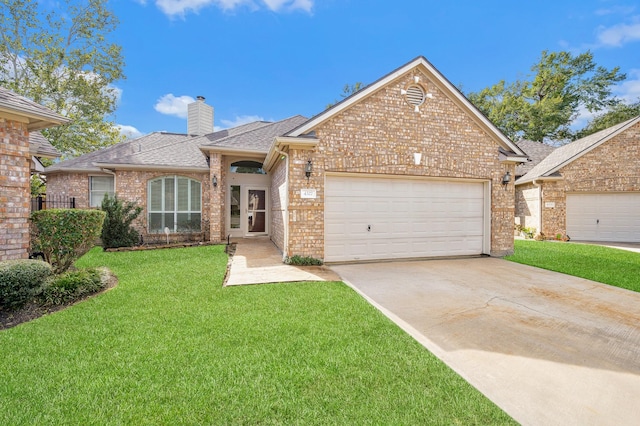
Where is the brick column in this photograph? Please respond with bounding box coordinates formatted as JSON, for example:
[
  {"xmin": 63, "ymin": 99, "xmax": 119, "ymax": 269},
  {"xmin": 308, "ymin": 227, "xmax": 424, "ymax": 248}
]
[
  {"xmin": 0, "ymin": 119, "xmax": 31, "ymax": 260},
  {"xmin": 209, "ymin": 153, "xmax": 223, "ymax": 243}
]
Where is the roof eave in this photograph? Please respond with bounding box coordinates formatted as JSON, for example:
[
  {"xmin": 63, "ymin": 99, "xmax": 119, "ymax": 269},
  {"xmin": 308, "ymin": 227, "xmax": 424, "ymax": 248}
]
[
  {"xmin": 0, "ymin": 106, "xmax": 70, "ymax": 131},
  {"xmin": 93, "ymin": 163, "xmax": 210, "ymax": 173},
  {"xmin": 264, "ymin": 136, "xmax": 319, "ymax": 171}
]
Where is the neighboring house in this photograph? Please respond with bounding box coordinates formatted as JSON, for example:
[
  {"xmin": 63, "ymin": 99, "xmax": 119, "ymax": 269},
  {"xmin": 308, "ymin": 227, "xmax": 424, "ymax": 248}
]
[
  {"xmin": 515, "ymin": 116, "xmax": 640, "ymax": 242},
  {"xmin": 46, "ymin": 56, "xmax": 528, "ymax": 261},
  {"xmin": 0, "ymin": 87, "xmax": 68, "ymax": 261}
]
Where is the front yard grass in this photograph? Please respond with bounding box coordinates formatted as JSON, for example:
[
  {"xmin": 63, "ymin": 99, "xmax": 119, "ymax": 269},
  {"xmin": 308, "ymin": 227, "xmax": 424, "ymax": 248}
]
[
  {"xmin": 0, "ymin": 245, "xmax": 513, "ymax": 425},
  {"xmin": 507, "ymin": 240, "xmax": 640, "ymax": 292}
]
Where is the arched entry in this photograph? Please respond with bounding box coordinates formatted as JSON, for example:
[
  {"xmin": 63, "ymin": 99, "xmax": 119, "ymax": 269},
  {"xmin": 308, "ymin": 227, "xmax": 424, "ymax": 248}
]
[{"xmin": 227, "ymin": 159, "xmax": 269, "ymax": 238}]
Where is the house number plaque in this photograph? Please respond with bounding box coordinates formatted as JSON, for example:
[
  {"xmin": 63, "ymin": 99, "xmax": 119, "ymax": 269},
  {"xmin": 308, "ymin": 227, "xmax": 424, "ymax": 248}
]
[{"xmin": 301, "ymin": 188, "xmax": 317, "ymax": 199}]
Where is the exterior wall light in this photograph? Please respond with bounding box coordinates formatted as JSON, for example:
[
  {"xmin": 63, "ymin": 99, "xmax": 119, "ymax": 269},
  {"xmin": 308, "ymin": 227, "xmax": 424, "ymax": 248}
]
[
  {"xmin": 305, "ymin": 160, "xmax": 313, "ymax": 180},
  {"xmin": 212, "ymin": 175, "xmax": 218, "ymax": 188},
  {"xmin": 502, "ymin": 171, "xmax": 511, "ymax": 185}
]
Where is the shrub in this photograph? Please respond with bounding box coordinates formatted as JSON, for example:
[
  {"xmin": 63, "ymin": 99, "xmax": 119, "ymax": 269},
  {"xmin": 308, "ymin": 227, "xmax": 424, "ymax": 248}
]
[
  {"xmin": 285, "ymin": 255, "xmax": 323, "ymax": 266},
  {"xmin": 100, "ymin": 194, "xmax": 143, "ymax": 249},
  {"xmin": 39, "ymin": 268, "xmax": 106, "ymax": 306},
  {"xmin": 31, "ymin": 209, "xmax": 106, "ymax": 274},
  {"xmin": 0, "ymin": 260, "xmax": 52, "ymax": 310}
]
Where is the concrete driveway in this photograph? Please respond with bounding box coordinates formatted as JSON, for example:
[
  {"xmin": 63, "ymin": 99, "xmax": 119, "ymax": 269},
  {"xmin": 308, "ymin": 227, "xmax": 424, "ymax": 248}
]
[{"xmin": 332, "ymin": 258, "xmax": 640, "ymax": 426}]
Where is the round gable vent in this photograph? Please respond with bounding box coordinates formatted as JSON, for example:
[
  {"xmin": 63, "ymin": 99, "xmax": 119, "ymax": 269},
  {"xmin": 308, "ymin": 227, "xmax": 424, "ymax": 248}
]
[{"xmin": 405, "ymin": 84, "xmax": 426, "ymax": 107}]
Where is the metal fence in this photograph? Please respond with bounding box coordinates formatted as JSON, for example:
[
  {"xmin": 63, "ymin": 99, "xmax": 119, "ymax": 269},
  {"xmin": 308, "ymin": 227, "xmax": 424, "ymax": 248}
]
[{"xmin": 31, "ymin": 194, "xmax": 76, "ymax": 212}]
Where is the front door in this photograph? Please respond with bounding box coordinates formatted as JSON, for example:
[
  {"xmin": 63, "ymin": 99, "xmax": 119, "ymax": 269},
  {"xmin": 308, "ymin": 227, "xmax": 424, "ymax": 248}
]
[
  {"xmin": 228, "ymin": 185, "xmax": 269, "ymax": 237},
  {"xmin": 246, "ymin": 187, "xmax": 267, "ymax": 236}
]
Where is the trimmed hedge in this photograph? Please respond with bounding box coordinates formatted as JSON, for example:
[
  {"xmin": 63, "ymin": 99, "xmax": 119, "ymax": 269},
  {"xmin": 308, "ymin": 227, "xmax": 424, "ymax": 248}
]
[
  {"xmin": 0, "ymin": 260, "xmax": 52, "ymax": 310},
  {"xmin": 31, "ymin": 209, "xmax": 106, "ymax": 274},
  {"xmin": 285, "ymin": 255, "xmax": 323, "ymax": 266},
  {"xmin": 39, "ymin": 268, "xmax": 106, "ymax": 306}
]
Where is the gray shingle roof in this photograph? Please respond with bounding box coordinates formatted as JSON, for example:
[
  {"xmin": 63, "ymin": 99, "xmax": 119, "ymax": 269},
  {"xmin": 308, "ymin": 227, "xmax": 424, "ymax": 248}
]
[
  {"xmin": 45, "ymin": 115, "xmax": 310, "ymax": 173},
  {"xmin": 201, "ymin": 115, "xmax": 308, "ymax": 152},
  {"xmin": 0, "ymin": 86, "xmax": 69, "ymax": 130},
  {"xmin": 516, "ymin": 116, "xmax": 640, "ymax": 184},
  {"xmin": 30, "ymin": 131, "xmax": 61, "ymax": 158},
  {"xmin": 515, "ymin": 140, "xmax": 556, "ymax": 177}
]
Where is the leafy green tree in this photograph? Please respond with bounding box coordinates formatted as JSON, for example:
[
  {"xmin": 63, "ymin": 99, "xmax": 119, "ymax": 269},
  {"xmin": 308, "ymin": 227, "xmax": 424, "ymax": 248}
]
[
  {"xmin": 326, "ymin": 82, "xmax": 365, "ymax": 109},
  {"xmin": 467, "ymin": 50, "xmax": 626, "ymax": 142},
  {"xmin": 574, "ymin": 100, "xmax": 640, "ymax": 139},
  {"xmin": 0, "ymin": 0, "xmax": 125, "ymax": 158}
]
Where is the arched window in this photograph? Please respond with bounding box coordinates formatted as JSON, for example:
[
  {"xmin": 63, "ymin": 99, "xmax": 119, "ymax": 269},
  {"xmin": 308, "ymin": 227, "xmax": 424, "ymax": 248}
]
[
  {"xmin": 230, "ymin": 160, "xmax": 266, "ymax": 174},
  {"xmin": 148, "ymin": 176, "xmax": 201, "ymax": 233}
]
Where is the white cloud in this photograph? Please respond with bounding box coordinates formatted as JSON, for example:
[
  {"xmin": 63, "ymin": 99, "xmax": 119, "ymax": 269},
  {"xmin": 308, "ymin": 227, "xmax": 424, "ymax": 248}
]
[
  {"xmin": 596, "ymin": 17, "xmax": 640, "ymax": 47},
  {"xmin": 154, "ymin": 94, "xmax": 195, "ymax": 118},
  {"xmin": 219, "ymin": 114, "xmax": 265, "ymax": 129},
  {"xmin": 613, "ymin": 68, "xmax": 640, "ymax": 102},
  {"xmin": 154, "ymin": 0, "xmax": 312, "ymax": 18},
  {"xmin": 116, "ymin": 124, "xmax": 144, "ymax": 139}
]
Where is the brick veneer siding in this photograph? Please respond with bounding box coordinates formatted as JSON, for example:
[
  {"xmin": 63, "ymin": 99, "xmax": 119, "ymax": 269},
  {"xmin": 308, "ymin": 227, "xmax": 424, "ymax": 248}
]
[
  {"xmin": 47, "ymin": 170, "xmax": 211, "ymax": 243},
  {"xmin": 0, "ymin": 118, "xmax": 31, "ymax": 260},
  {"xmin": 538, "ymin": 122, "xmax": 640, "ymax": 237},
  {"xmin": 285, "ymin": 70, "xmax": 516, "ymax": 260}
]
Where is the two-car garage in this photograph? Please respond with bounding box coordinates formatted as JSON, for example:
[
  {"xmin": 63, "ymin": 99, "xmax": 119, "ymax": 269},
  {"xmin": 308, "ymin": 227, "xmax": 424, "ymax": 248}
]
[{"xmin": 324, "ymin": 174, "xmax": 490, "ymax": 262}]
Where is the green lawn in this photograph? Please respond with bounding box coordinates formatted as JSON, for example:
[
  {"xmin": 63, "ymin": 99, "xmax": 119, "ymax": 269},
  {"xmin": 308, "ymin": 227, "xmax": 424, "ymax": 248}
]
[
  {"xmin": 507, "ymin": 240, "xmax": 640, "ymax": 292},
  {"xmin": 0, "ymin": 246, "xmax": 513, "ymax": 425}
]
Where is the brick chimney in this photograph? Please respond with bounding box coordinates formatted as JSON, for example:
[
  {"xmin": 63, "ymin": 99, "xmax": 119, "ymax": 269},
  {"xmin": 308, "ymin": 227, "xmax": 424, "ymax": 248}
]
[{"xmin": 187, "ymin": 96, "xmax": 214, "ymax": 135}]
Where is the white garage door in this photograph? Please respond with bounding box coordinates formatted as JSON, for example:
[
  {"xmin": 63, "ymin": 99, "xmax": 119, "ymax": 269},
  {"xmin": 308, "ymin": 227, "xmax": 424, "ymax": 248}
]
[
  {"xmin": 325, "ymin": 175, "xmax": 487, "ymax": 262},
  {"xmin": 566, "ymin": 193, "xmax": 640, "ymax": 242}
]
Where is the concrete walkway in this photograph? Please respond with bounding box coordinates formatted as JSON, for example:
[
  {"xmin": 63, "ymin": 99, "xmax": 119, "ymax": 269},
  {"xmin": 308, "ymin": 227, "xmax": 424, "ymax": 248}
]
[
  {"xmin": 225, "ymin": 237, "xmax": 340, "ymax": 286},
  {"xmin": 332, "ymin": 258, "xmax": 640, "ymax": 426}
]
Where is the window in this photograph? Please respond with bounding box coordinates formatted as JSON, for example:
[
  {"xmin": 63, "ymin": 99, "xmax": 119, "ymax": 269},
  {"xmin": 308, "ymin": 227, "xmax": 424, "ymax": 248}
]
[
  {"xmin": 90, "ymin": 176, "xmax": 114, "ymax": 207},
  {"xmin": 148, "ymin": 176, "xmax": 201, "ymax": 233}
]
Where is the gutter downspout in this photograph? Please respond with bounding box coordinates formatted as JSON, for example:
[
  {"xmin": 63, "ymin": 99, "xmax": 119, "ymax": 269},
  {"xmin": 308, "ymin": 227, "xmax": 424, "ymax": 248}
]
[
  {"xmin": 533, "ymin": 179, "xmax": 543, "ymax": 236},
  {"xmin": 275, "ymin": 148, "xmax": 289, "ymax": 262}
]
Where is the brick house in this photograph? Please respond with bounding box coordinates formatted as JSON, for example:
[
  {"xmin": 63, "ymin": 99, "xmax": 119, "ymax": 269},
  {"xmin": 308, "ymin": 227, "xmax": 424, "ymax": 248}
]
[
  {"xmin": 0, "ymin": 87, "xmax": 68, "ymax": 261},
  {"xmin": 46, "ymin": 56, "xmax": 527, "ymax": 261},
  {"xmin": 515, "ymin": 116, "xmax": 640, "ymax": 242}
]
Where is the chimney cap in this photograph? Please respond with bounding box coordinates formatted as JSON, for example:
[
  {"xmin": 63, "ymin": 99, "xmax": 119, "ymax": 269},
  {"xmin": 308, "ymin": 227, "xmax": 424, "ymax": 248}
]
[{"xmin": 196, "ymin": 95, "xmax": 205, "ymax": 102}]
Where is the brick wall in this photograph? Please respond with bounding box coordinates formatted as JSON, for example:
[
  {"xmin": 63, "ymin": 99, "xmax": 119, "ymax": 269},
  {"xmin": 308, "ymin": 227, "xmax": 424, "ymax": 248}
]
[
  {"xmin": 285, "ymin": 69, "xmax": 516, "ymax": 259},
  {"xmin": 0, "ymin": 118, "xmax": 31, "ymax": 260},
  {"xmin": 47, "ymin": 169, "xmax": 211, "ymax": 243},
  {"xmin": 540, "ymin": 122, "xmax": 640, "ymax": 237}
]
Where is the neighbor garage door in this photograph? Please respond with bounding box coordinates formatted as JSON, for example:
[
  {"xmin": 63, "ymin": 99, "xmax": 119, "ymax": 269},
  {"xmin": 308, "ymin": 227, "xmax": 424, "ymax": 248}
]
[
  {"xmin": 566, "ymin": 193, "xmax": 640, "ymax": 242},
  {"xmin": 325, "ymin": 175, "xmax": 487, "ymax": 262}
]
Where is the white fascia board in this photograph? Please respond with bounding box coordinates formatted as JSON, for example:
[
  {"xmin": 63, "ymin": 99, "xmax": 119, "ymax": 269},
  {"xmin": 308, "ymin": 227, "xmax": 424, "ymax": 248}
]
[
  {"xmin": 265, "ymin": 136, "xmax": 319, "ymax": 171},
  {"xmin": 499, "ymin": 152, "xmax": 529, "ymax": 163},
  {"xmin": 92, "ymin": 163, "xmax": 209, "ymax": 173}
]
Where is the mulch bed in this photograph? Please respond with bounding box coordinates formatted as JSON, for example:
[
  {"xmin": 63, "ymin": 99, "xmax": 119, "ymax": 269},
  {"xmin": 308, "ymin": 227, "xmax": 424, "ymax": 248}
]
[
  {"xmin": 105, "ymin": 241, "xmax": 219, "ymax": 252},
  {"xmin": 0, "ymin": 270, "xmax": 118, "ymax": 331}
]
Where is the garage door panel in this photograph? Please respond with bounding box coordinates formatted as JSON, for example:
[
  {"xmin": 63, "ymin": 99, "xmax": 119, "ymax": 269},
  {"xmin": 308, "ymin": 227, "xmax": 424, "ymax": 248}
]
[
  {"xmin": 325, "ymin": 176, "xmax": 486, "ymax": 262},
  {"xmin": 567, "ymin": 193, "xmax": 640, "ymax": 242}
]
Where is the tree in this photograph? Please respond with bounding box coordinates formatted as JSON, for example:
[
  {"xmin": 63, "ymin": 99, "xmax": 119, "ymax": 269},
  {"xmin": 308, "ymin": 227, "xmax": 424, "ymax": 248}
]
[
  {"xmin": 467, "ymin": 50, "xmax": 626, "ymax": 143},
  {"xmin": 326, "ymin": 82, "xmax": 365, "ymax": 109},
  {"xmin": 574, "ymin": 100, "xmax": 640, "ymax": 139},
  {"xmin": 0, "ymin": 0, "xmax": 125, "ymax": 158}
]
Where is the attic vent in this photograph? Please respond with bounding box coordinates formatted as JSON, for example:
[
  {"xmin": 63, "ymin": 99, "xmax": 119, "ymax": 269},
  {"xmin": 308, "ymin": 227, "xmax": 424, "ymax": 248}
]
[{"xmin": 405, "ymin": 85, "xmax": 426, "ymax": 107}]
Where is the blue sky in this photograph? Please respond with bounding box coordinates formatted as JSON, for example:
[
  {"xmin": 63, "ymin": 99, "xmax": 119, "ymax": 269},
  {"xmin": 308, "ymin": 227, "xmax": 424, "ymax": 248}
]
[{"xmin": 109, "ymin": 0, "xmax": 640, "ymax": 138}]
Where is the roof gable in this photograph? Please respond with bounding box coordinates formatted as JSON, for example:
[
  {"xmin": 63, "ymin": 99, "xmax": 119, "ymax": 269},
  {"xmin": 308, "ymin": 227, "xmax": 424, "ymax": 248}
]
[
  {"xmin": 515, "ymin": 140, "xmax": 557, "ymax": 177},
  {"xmin": 285, "ymin": 56, "xmax": 526, "ymax": 157},
  {"xmin": 516, "ymin": 116, "xmax": 640, "ymax": 184}
]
